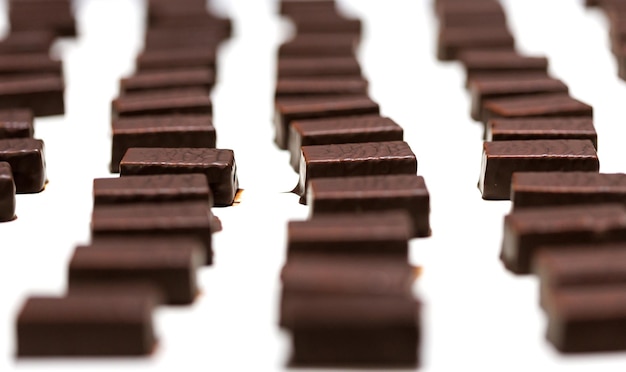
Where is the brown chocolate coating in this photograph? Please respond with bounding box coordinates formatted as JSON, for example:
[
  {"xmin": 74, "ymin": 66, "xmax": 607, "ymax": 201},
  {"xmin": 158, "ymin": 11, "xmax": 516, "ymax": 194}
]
[
  {"xmin": 136, "ymin": 48, "xmax": 216, "ymax": 72},
  {"xmin": 308, "ymin": 174, "xmax": 430, "ymax": 237},
  {"xmin": 275, "ymin": 77, "xmax": 368, "ymax": 99},
  {"xmin": 0, "ymin": 31, "xmax": 55, "ymax": 54},
  {"xmin": 277, "ymin": 57, "xmax": 362, "ymax": 78},
  {"xmin": 110, "ymin": 115, "xmax": 216, "ymax": 172},
  {"xmin": 0, "ymin": 75, "xmax": 64, "ymax": 116},
  {"xmin": 148, "ymin": 17, "xmax": 232, "ymax": 38},
  {"xmin": 0, "ymin": 53, "xmax": 61, "ymax": 77},
  {"xmin": 460, "ymin": 50, "xmax": 549, "ymax": 86},
  {"xmin": 467, "ymin": 71, "xmax": 552, "ymax": 88},
  {"xmin": 500, "ymin": 204, "xmax": 626, "ymax": 274},
  {"xmin": 486, "ymin": 118, "xmax": 597, "ymax": 147},
  {"xmin": 482, "ymin": 93, "xmax": 593, "ymax": 123},
  {"xmin": 0, "ymin": 109, "xmax": 34, "ymax": 139},
  {"xmin": 9, "ymin": 0, "xmax": 76, "ymax": 37},
  {"xmin": 478, "ymin": 139, "xmax": 599, "ymax": 200},
  {"xmin": 279, "ymin": 34, "xmax": 359, "ymax": 57},
  {"xmin": 112, "ymin": 90, "xmax": 212, "ymax": 118},
  {"xmin": 144, "ymin": 28, "xmax": 223, "ymax": 51},
  {"xmin": 0, "ymin": 138, "xmax": 46, "ymax": 193},
  {"xmin": 280, "ymin": 0, "xmax": 336, "ymax": 15},
  {"xmin": 119, "ymin": 147, "xmax": 238, "ymax": 206},
  {"xmin": 292, "ymin": 16, "xmax": 361, "ymax": 35},
  {"xmin": 0, "ymin": 162, "xmax": 16, "ymax": 222},
  {"xmin": 437, "ymin": 1, "xmax": 506, "ymax": 28},
  {"xmin": 436, "ymin": 26, "xmax": 515, "ymax": 61},
  {"xmin": 121, "ymin": 68, "xmax": 215, "ymax": 95}
]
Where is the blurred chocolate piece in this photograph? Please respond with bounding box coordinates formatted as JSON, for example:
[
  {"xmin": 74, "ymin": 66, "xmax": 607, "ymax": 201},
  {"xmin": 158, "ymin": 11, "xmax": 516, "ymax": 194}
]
[
  {"xmin": 460, "ymin": 51, "xmax": 548, "ymax": 86},
  {"xmin": 0, "ymin": 31, "xmax": 55, "ymax": 54},
  {"xmin": 482, "ymin": 93, "xmax": 593, "ymax": 123},
  {"xmin": 110, "ymin": 115, "xmax": 216, "ymax": 172},
  {"xmin": 275, "ymin": 77, "xmax": 368, "ymax": 99},
  {"xmin": 0, "ymin": 162, "xmax": 16, "ymax": 222},
  {"xmin": 9, "ymin": 0, "xmax": 76, "ymax": 37},
  {"xmin": 0, "ymin": 75, "xmax": 64, "ymax": 116},
  {"xmin": 112, "ymin": 90, "xmax": 212, "ymax": 118},
  {"xmin": 308, "ymin": 174, "xmax": 430, "ymax": 237},
  {"xmin": 0, "ymin": 109, "xmax": 34, "ymax": 139},
  {"xmin": 136, "ymin": 48, "xmax": 216, "ymax": 72},
  {"xmin": 277, "ymin": 57, "xmax": 362, "ymax": 78},
  {"xmin": 292, "ymin": 16, "xmax": 361, "ymax": 35},
  {"xmin": 486, "ymin": 118, "xmax": 597, "ymax": 147},
  {"xmin": 279, "ymin": 34, "xmax": 358, "ymax": 57},
  {"xmin": 437, "ymin": 1, "xmax": 507, "ymax": 28},
  {"xmin": 280, "ymin": 0, "xmax": 336, "ymax": 15},
  {"xmin": 437, "ymin": 27, "xmax": 515, "ymax": 61},
  {"xmin": 144, "ymin": 28, "xmax": 224, "ymax": 51},
  {"xmin": 500, "ymin": 204, "xmax": 626, "ymax": 274},
  {"xmin": 0, "ymin": 138, "xmax": 45, "ymax": 193},
  {"xmin": 479, "ymin": 139, "xmax": 599, "ymax": 200},
  {"xmin": 148, "ymin": 16, "xmax": 232, "ymax": 37},
  {"xmin": 119, "ymin": 147, "xmax": 238, "ymax": 206},
  {"xmin": 467, "ymin": 71, "xmax": 551, "ymax": 87},
  {"xmin": 0, "ymin": 53, "xmax": 61, "ymax": 77},
  {"xmin": 121, "ymin": 68, "xmax": 215, "ymax": 95}
]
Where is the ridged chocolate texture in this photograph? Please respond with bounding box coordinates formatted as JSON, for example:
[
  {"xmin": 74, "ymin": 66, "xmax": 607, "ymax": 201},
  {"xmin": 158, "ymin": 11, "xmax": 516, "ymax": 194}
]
[
  {"xmin": 0, "ymin": 162, "xmax": 16, "ymax": 222},
  {"xmin": 0, "ymin": 109, "xmax": 33, "ymax": 139},
  {"xmin": 112, "ymin": 90, "xmax": 212, "ymax": 118},
  {"xmin": 470, "ymin": 78, "xmax": 569, "ymax": 121},
  {"xmin": 478, "ymin": 139, "xmax": 599, "ymax": 200},
  {"xmin": 287, "ymin": 212, "xmax": 413, "ymax": 258},
  {"xmin": 0, "ymin": 138, "xmax": 46, "ymax": 193},
  {"xmin": 277, "ymin": 57, "xmax": 362, "ymax": 78},
  {"xmin": 460, "ymin": 51, "xmax": 549, "ymax": 86},
  {"xmin": 0, "ymin": 54, "xmax": 62, "ymax": 77},
  {"xmin": 144, "ymin": 28, "xmax": 224, "ymax": 51},
  {"xmin": 121, "ymin": 68, "xmax": 215, "ymax": 95},
  {"xmin": 298, "ymin": 141, "xmax": 417, "ymax": 202},
  {"xmin": 544, "ymin": 286, "xmax": 626, "ymax": 352},
  {"xmin": 9, "ymin": 0, "xmax": 76, "ymax": 37},
  {"xmin": 136, "ymin": 48, "xmax": 216, "ymax": 72},
  {"xmin": 93, "ymin": 174, "xmax": 212, "ymax": 206},
  {"xmin": 486, "ymin": 118, "xmax": 597, "ymax": 147},
  {"xmin": 0, "ymin": 76, "xmax": 64, "ymax": 116},
  {"xmin": 110, "ymin": 115, "xmax": 216, "ymax": 172},
  {"xmin": 69, "ymin": 244, "xmax": 205, "ymax": 305},
  {"xmin": 275, "ymin": 77, "xmax": 368, "ymax": 99},
  {"xmin": 91, "ymin": 201, "xmax": 215, "ymax": 265},
  {"xmin": 482, "ymin": 93, "xmax": 593, "ymax": 123},
  {"xmin": 279, "ymin": 34, "xmax": 359, "ymax": 57},
  {"xmin": 119, "ymin": 147, "xmax": 238, "ymax": 206},
  {"xmin": 500, "ymin": 204, "xmax": 626, "ymax": 274},
  {"xmin": 308, "ymin": 174, "xmax": 430, "ymax": 237},
  {"xmin": 289, "ymin": 115, "xmax": 403, "ymax": 171},
  {"xmin": 0, "ymin": 31, "xmax": 55, "ymax": 54},
  {"xmin": 17, "ymin": 294, "xmax": 157, "ymax": 356},
  {"xmin": 275, "ymin": 96, "xmax": 379, "ymax": 149},
  {"xmin": 511, "ymin": 172, "xmax": 626, "ymax": 209},
  {"xmin": 436, "ymin": 27, "xmax": 515, "ymax": 61}
]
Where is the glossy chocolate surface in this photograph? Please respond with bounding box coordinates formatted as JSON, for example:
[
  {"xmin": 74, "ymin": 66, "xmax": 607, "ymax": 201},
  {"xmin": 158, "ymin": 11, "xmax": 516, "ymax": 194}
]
[
  {"xmin": 482, "ymin": 93, "xmax": 592, "ymax": 123},
  {"xmin": 0, "ymin": 138, "xmax": 46, "ymax": 193},
  {"xmin": 486, "ymin": 118, "xmax": 597, "ymax": 147},
  {"xmin": 0, "ymin": 109, "xmax": 34, "ymax": 139},
  {"xmin": 112, "ymin": 90, "xmax": 212, "ymax": 118},
  {"xmin": 0, "ymin": 162, "xmax": 15, "ymax": 222}
]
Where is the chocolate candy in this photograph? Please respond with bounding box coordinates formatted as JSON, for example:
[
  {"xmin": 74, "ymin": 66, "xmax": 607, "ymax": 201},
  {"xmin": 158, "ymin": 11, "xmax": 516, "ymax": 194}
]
[
  {"xmin": 0, "ymin": 31, "xmax": 55, "ymax": 54},
  {"xmin": 112, "ymin": 90, "xmax": 212, "ymax": 118},
  {"xmin": 136, "ymin": 48, "xmax": 216, "ymax": 72},
  {"xmin": 16, "ymin": 293, "xmax": 157, "ymax": 356},
  {"xmin": 280, "ymin": 0, "xmax": 336, "ymax": 15},
  {"xmin": 298, "ymin": 141, "xmax": 417, "ymax": 201},
  {"xmin": 511, "ymin": 172, "xmax": 626, "ymax": 209},
  {"xmin": 0, "ymin": 162, "xmax": 16, "ymax": 222},
  {"xmin": 0, "ymin": 138, "xmax": 46, "ymax": 193},
  {"xmin": 292, "ymin": 16, "xmax": 362, "ymax": 36},
  {"xmin": 148, "ymin": 16, "xmax": 232, "ymax": 37},
  {"xmin": 119, "ymin": 147, "xmax": 238, "ymax": 206},
  {"xmin": 500, "ymin": 204, "xmax": 626, "ymax": 274},
  {"xmin": 9, "ymin": 0, "xmax": 76, "ymax": 37},
  {"xmin": 0, "ymin": 75, "xmax": 64, "ymax": 116},
  {"xmin": 478, "ymin": 139, "xmax": 599, "ymax": 200},
  {"xmin": 0, "ymin": 109, "xmax": 34, "ymax": 139},
  {"xmin": 437, "ymin": 1, "xmax": 507, "ymax": 28},
  {"xmin": 69, "ymin": 243, "xmax": 205, "ymax": 305},
  {"xmin": 279, "ymin": 34, "xmax": 358, "ymax": 57},
  {"xmin": 120, "ymin": 68, "xmax": 215, "ymax": 95},
  {"xmin": 110, "ymin": 115, "xmax": 216, "ymax": 172},
  {"xmin": 470, "ymin": 78, "xmax": 569, "ymax": 121},
  {"xmin": 308, "ymin": 175, "xmax": 430, "ymax": 237},
  {"xmin": 274, "ymin": 96, "xmax": 379, "ymax": 149},
  {"xmin": 485, "ymin": 118, "xmax": 597, "ymax": 147},
  {"xmin": 287, "ymin": 212, "xmax": 413, "ymax": 259},
  {"xmin": 91, "ymin": 201, "xmax": 215, "ymax": 264},
  {"xmin": 467, "ymin": 71, "xmax": 551, "ymax": 87},
  {"xmin": 436, "ymin": 27, "xmax": 515, "ymax": 61},
  {"xmin": 0, "ymin": 53, "xmax": 62, "ymax": 77},
  {"xmin": 288, "ymin": 115, "xmax": 403, "ymax": 171},
  {"xmin": 275, "ymin": 77, "xmax": 369, "ymax": 99},
  {"xmin": 93, "ymin": 174, "xmax": 212, "ymax": 206},
  {"xmin": 144, "ymin": 28, "xmax": 223, "ymax": 51},
  {"xmin": 482, "ymin": 93, "xmax": 593, "ymax": 123},
  {"xmin": 277, "ymin": 57, "xmax": 362, "ymax": 78},
  {"xmin": 460, "ymin": 51, "xmax": 549, "ymax": 86}
]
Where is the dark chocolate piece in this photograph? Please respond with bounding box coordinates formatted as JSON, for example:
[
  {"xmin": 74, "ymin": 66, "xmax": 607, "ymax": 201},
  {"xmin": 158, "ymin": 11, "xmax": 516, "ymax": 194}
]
[
  {"xmin": 292, "ymin": 16, "xmax": 361, "ymax": 35},
  {"xmin": 478, "ymin": 139, "xmax": 599, "ymax": 200},
  {"xmin": 148, "ymin": 16, "xmax": 232, "ymax": 37},
  {"xmin": 437, "ymin": 27, "xmax": 515, "ymax": 61},
  {"xmin": 482, "ymin": 93, "xmax": 593, "ymax": 123},
  {"xmin": 289, "ymin": 115, "xmax": 403, "ymax": 171},
  {"xmin": 275, "ymin": 77, "xmax": 368, "ymax": 99},
  {"xmin": 110, "ymin": 115, "xmax": 216, "ymax": 172},
  {"xmin": 500, "ymin": 204, "xmax": 626, "ymax": 274},
  {"xmin": 511, "ymin": 172, "xmax": 626, "ymax": 209},
  {"xmin": 460, "ymin": 51, "xmax": 549, "ymax": 87},
  {"xmin": 69, "ymin": 243, "xmax": 204, "ymax": 305},
  {"xmin": 486, "ymin": 118, "xmax": 597, "ymax": 147},
  {"xmin": 287, "ymin": 212, "xmax": 413, "ymax": 258},
  {"xmin": 274, "ymin": 96, "xmax": 379, "ymax": 149},
  {"xmin": 0, "ymin": 31, "xmax": 55, "ymax": 54},
  {"xmin": 16, "ymin": 293, "xmax": 157, "ymax": 356},
  {"xmin": 144, "ymin": 28, "xmax": 223, "ymax": 51},
  {"xmin": 467, "ymin": 71, "xmax": 552, "ymax": 87},
  {"xmin": 0, "ymin": 53, "xmax": 62, "ymax": 77},
  {"xmin": 277, "ymin": 57, "xmax": 362, "ymax": 78},
  {"xmin": 470, "ymin": 78, "xmax": 569, "ymax": 121},
  {"xmin": 279, "ymin": 34, "xmax": 358, "ymax": 57},
  {"xmin": 0, "ymin": 138, "xmax": 46, "ymax": 193},
  {"xmin": 280, "ymin": 0, "xmax": 336, "ymax": 15},
  {"xmin": 119, "ymin": 147, "xmax": 238, "ymax": 206},
  {"xmin": 0, "ymin": 162, "xmax": 16, "ymax": 222},
  {"xmin": 91, "ymin": 201, "xmax": 215, "ymax": 265},
  {"xmin": 93, "ymin": 174, "xmax": 212, "ymax": 206},
  {"xmin": 308, "ymin": 175, "xmax": 430, "ymax": 237},
  {"xmin": 437, "ymin": 1, "xmax": 506, "ymax": 28},
  {"xmin": 0, "ymin": 75, "xmax": 64, "ymax": 116},
  {"xmin": 136, "ymin": 48, "xmax": 216, "ymax": 72},
  {"xmin": 298, "ymin": 141, "xmax": 417, "ymax": 201},
  {"xmin": 0, "ymin": 109, "xmax": 34, "ymax": 139},
  {"xmin": 121, "ymin": 68, "xmax": 215, "ymax": 95},
  {"xmin": 112, "ymin": 90, "xmax": 212, "ymax": 118},
  {"xmin": 9, "ymin": 0, "xmax": 76, "ymax": 37}
]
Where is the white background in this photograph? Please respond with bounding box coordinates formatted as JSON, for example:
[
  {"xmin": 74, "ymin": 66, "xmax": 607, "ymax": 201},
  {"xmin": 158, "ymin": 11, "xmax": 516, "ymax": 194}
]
[{"xmin": 2, "ymin": 0, "xmax": 626, "ymax": 371}]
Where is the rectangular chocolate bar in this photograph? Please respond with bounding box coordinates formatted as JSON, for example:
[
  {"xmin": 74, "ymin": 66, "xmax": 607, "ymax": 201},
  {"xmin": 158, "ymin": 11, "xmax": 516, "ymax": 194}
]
[
  {"xmin": 93, "ymin": 174, "xmax": 212, "ymax": 206},
  {"xmin": 0, "ymin": 31, "xmax": 55, "ymax": 54},
  {"xmin": 277, "ymin": 57, "xmax": 362, "ymax": 78},
  {"xmin": 436, "ymin": 27, "xmax": 515, "ymax": 61},
  {"xmin": 274, "ymin": 96, "xmax": 379, "ymax": 149},
  {"xmin": 91, "ymin": 201, "xmax": 215, "ymax": 264},
  {"xmin": 287, "ymin": 212, "xmax": 413, "ymax": 258},
  {"xmin": 467, "ymin": 71, "xmax": 552, "ymax": 87},
  {"xmin": 500, "ymin": 204, "xmax": 626, "ymax": 274},
  {"xmin": 112, "ymin": 90, "xmax": 212, "ymax": 118},
  {"xmin": 144, "ymin": 28, "xmax": 224, "ymax": 51},
  {"xmin": 280, "ymin": 0, "xmax": 336, "ymax": 15},
  {"xmin": 288, "ymin": 115, "xmax": 403, "ymax": 170},
  {"xmin": 0, "ymin": 109, "xmax": 34, "ymax": 139},
  {"xmin": 275, "ymin": 77, "xmax": 368, "ymax": 99},
  {"xmin": 68, "ymin": 243, "xmax": 205, "ymax": 305},
  {"xmin": 511, "ymin": 172, "xmax": 626, "ymax": 209},
  {"xmin": 0, "ymin": 75, "xmax": 64, "ymax": 116},
  {"xmin": 460, "ymin": 50, "xmax": 549, "ymax": 86},
  {"xmin": 298, "ymin": 141, "xmax": 417, "ymax": 201},
  {"xmin": 308, "ymin": 174, "xmax": 430, "ymax": 237},
  {"xmin": 9, "ymin": 0, "xmax": 76, "ymax": 37},
  {"xmin": 292, "ymin": 16, "xmax": 361, "ymax": 35},
  {"xmin": 0, "ymin": 162, "xmax": 16, "ymax": 222},
  {"xmin": 136, "ymin": 48, "xmax": 216, "ymax": 72},
  {"xmin": 120, "ymin": 68, "xmax": 215, "ymax": 95},
  {"xmin": 478, "ymin": 139, "xmax": 599, "ymax": 200},
  {"xmin": 119, "ymin": 147, "xmax": 238, "ymax": 206},
  {"xmin": 148, "ymin": 16, "xmax": 232, "ymax": 38},
  {"xmin": 485, "ymin": 118, "xmax": 597, "ymax": 147},
  {"xmin": 482, "ymin": 93, "xmax": 593, "ymax": 123},
  {"xmin": 0, "ymin": 138, "xmax": 46, "ymax": 193},
  {"xmin": 279, "ymin": 34, "xmax": 358, "ymax": 57},
  {"xmin": 437, "ymin": 1, "xmax": 506, "ymax": 28},
  {"xmin": 0, "ymin": 53, "xmax": 62, "ymax": 77},
  {"xmin": 16, "ymin": 293, "xmax": 157, "ymax": 356},
  {"xmin": 110, "ymin": 115, "xmax": 216, "ymax": 172}
]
